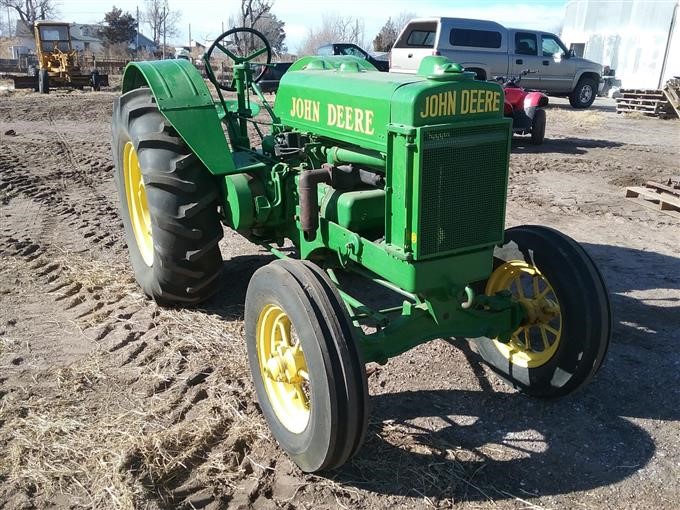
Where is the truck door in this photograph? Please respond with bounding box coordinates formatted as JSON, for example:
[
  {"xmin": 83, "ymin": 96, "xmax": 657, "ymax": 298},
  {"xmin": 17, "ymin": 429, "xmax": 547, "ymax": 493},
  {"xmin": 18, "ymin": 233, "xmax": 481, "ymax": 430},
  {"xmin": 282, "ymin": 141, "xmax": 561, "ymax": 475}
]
[
  {"xmin": 510, "ymin": 31, "xmax": 542, "ymax": 89},
  {"xmin": 390, "ymin": 21, "xmax": 438, "ymax": 73},
  {"xmin": 539, "ymin": 34, "xmax": 575, "ymax": 93}
]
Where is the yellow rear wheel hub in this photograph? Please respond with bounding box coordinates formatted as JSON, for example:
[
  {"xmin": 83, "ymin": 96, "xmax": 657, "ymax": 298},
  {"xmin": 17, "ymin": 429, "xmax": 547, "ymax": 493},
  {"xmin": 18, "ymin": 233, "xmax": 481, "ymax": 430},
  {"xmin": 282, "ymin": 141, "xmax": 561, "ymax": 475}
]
[
  {"xmin": 123, "ymin": 142, "xmax": 153, "ymax": 266},
  {"xmin": 486, "ymin": 260, "xmax": 562, "ymax": 368},
  {"xmin": 256, "ymin": 304, "xmax": 310, "ymax": 433}
]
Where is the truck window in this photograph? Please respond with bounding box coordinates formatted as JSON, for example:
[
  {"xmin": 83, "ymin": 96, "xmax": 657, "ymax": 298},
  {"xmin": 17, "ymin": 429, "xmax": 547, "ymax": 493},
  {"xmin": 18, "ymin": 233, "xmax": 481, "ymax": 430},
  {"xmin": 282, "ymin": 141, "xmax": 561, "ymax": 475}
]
[
  {"xmin": 541, "ymin": 35, "xmax": 566, "ymax": 57},
  {"xmin": 514, "ymin": 32, "xmax": 537, "ymax": 56},
  {"xmin": 406, "ymin": 30, "xmax": 436, "ymax": 47},
  {"xmin": 449, "ymin": 28, "xmax": 501, "ymax": 49},
  {"xmin": 340, "ymin": 46, "xmax": 366, "ymax": 58},
  {"xmin": 317, "ymin": 45, "xmax": 333, "ymax": 56}
]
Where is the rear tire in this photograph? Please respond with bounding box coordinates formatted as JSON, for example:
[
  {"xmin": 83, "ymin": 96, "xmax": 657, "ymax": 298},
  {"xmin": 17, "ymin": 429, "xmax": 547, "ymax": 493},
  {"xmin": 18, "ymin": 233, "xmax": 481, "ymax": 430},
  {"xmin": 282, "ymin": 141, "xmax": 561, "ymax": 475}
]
[
  {"xmin": 530, "ymin": 108, "xmax": 546, "ymax": 145},
  {"xmin": 38, "ymin": 69, "xmax": 49, "ymax": 94},
  {"xmin": 91, "ymin": 70, "xmax": 101, "ymax": 91},
  {"xmin": 112, "ymin": 88, "xmax": 223, "ymax": 305},
  {"xmin": 569, "ymin": 77, "xmax": 597, "ymax": 108},
  {"xmin": 245, "ymin": 259, "xmax": 368, "ymax": 472},
  {"xmin": 475, "ymin": 225, "xmax": 611, "ymax": 397}
]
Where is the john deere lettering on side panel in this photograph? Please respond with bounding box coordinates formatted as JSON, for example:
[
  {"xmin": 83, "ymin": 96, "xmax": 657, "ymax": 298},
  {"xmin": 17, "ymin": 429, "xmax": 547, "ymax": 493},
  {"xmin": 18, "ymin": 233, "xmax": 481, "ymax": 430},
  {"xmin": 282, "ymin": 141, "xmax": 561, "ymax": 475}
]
[{"xmin": 112, "ymin": 27, "xmax": 611, "ymax": 473}]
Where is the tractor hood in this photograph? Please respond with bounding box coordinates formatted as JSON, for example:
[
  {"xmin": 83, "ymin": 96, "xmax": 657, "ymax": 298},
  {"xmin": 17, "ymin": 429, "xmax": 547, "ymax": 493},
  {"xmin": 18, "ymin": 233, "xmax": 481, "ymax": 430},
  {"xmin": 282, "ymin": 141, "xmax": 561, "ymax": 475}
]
[{"xmin": 274, "ymin": 56, "xmax": 505, "ymax": 152}]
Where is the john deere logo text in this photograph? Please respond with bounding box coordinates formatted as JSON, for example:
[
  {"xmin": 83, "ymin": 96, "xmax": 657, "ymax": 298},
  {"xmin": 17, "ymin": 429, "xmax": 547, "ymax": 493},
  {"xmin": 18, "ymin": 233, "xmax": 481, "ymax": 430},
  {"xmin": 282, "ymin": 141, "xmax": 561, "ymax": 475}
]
[
  {"xmin": 289, "ymin": 97, "xmax": 375, "ymax": 135},
  {"xmin": 419, "ymin": 90, "xmax": 501, "ymax": 119}
]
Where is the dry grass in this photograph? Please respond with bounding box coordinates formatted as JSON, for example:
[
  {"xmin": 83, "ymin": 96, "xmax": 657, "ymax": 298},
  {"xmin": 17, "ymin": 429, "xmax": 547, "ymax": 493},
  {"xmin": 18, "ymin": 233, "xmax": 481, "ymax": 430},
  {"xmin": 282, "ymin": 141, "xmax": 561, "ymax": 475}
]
[
  {"xmin": 0, "ymin": 253, "xmax": 268, "ymax": 508},
  {"xmin": 1, "ymin": 353, "xmax": 265, "ymax": 508}
]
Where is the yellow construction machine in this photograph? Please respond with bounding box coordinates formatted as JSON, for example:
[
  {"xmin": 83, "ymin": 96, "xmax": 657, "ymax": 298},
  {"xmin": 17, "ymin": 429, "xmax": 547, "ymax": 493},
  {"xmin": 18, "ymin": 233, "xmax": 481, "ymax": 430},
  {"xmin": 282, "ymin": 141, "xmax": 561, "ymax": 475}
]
[{"xmin": 12, "ymin": 21, "xmax": 108, "ymax": 93}]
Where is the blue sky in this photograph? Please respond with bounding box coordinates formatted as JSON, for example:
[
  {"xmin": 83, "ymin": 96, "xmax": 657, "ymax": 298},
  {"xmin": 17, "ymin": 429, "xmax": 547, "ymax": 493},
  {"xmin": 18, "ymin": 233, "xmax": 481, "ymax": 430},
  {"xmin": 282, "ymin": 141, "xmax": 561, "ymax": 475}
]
[{"xmin": 53, "ymin": 0, "xmax": 568, "ymax": 52}]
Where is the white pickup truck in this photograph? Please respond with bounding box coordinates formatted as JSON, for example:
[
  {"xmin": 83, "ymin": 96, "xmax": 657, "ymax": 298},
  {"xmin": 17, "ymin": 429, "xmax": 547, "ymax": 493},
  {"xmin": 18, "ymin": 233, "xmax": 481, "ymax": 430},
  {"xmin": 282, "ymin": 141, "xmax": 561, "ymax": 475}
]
[{"xmin": 390, "ymin": 17, "xmax": 603, "ymax": 108}]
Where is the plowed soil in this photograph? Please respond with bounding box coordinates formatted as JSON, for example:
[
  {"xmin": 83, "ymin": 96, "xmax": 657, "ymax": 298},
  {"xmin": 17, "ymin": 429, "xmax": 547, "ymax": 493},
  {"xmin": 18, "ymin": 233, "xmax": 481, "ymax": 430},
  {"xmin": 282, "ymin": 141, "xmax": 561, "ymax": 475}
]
[{"xmin": 0, "ymin": 88, "xmax": 679, "ymax": 510}]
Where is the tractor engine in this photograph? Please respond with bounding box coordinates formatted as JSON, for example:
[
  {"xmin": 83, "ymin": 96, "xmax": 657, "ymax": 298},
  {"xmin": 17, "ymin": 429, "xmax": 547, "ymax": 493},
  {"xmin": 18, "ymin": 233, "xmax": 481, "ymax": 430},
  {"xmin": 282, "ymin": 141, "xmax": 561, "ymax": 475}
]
[{"xmin": 269, "ymin": 56, "xmax": 510, "ymax": 274}]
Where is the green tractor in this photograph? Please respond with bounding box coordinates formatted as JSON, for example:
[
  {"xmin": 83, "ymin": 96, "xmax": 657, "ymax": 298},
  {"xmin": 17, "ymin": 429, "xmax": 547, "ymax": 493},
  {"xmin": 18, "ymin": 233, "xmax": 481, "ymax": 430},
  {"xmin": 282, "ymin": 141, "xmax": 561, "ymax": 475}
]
[{"xmin": 112, "ymin": 28, "xmax": 610, "ymax": 472}]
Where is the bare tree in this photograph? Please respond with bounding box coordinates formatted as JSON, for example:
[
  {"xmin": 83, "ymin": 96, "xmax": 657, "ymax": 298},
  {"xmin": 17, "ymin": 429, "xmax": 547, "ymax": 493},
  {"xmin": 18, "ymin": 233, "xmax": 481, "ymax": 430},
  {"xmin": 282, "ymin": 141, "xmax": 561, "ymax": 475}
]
[
  {"xmin": 394, "ymin": 12, "xmax": 416, "ymax": 34},
  {"xmin": 0, "ymin": 15, "xmax": 11, "ymax": 36},
  {"xmin": 0, "ymin": 0, "xmax": 58, "ymax": 23},
  {"xmin": 297, "ymin": 14, "xmax": 365, "ymax": 56},
  {"xmin": 238, "ymin": 0, "xmax": 272, "ymax": 29},
  {"xmin": 142, "ymin": 0, "xmax": 181, "ymax": 45},
  {"xmin": 228, "ymin": 0, "xmax": 287, "ymax": 56}
]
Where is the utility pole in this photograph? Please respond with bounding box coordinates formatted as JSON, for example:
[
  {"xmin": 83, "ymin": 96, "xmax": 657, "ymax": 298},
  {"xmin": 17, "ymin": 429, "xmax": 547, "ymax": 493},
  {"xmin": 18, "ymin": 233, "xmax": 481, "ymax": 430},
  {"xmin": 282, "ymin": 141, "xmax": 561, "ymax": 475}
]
[
  {"xmin": 162, "ymin": 5, "xmax": 166, "ymax": 59},
  {"xmin": 6, "ymin": 6, "xmax": 10, "ymax": 38},
  {"xmin": 136, "ymin": 6, "xmax": 139, "ymax": 58},
  {"xmin": 188, "ymin": 23, "xmax": 191, "ymax": 48},
  {"xmin": 221, "ymin": 21, "xmax": 224, "ymax": 35}
]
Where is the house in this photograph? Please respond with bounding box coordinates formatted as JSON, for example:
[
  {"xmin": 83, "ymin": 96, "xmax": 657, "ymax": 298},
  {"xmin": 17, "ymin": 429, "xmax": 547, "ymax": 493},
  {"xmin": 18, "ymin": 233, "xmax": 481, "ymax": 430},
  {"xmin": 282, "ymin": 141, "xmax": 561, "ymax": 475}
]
[
  {"xmin": 174, "ymin": 40, "xmax": 206, "ymax": 58},
  {"xmin": 131, "ymin": 32, "xmax": 157, "ymax": 53},
  {"xmin": 561, "ymin": 0, "xmax": 680, "ymax": 89}
]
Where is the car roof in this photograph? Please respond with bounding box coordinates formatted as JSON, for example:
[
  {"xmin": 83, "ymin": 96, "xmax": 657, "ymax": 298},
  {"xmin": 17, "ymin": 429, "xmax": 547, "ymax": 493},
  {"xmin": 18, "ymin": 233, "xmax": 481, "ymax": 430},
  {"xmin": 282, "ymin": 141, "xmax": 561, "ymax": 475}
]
[{"xmin": 406, "ymin": 17, "xmax": 506, "ymax": 31}]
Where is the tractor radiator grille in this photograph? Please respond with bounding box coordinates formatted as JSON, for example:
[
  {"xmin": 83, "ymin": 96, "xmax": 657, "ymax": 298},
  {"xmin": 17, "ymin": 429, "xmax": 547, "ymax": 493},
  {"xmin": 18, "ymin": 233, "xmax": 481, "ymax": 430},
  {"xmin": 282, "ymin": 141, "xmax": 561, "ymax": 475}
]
[{"xmin": 417, "ymin": 122, "xmax": 509, "ymax": 258}]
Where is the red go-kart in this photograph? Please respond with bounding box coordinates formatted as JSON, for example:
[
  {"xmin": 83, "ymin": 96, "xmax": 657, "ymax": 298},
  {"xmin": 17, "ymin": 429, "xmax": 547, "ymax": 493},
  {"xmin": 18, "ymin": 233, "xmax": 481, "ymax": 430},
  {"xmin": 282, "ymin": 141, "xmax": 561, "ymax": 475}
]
[{"xmin": 495, "ymin": 70, "xmax": 548, "ymax": 145}]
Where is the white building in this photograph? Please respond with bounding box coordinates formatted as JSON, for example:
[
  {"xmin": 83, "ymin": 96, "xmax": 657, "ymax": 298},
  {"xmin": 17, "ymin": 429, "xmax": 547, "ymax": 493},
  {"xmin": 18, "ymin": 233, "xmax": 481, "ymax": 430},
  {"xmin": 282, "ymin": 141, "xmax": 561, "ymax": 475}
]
[{"xmin": 561, "ymin": 0, "xmax": 680, "ymax": 89}]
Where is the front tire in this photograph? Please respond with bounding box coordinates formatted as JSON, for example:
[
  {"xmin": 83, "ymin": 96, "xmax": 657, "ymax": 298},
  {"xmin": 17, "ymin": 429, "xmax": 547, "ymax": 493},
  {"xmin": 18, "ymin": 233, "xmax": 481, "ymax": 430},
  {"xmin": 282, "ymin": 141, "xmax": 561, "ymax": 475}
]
[
  {"xmin": 245, "ymin": 259, "xmax": 368, "ymax": 472},
  {"xmin": 569, "ymin": 77, "xmax": 597, "ymax": 108},
  {"xmin": 112, "ymin": 88, "xmax": 223, "ymax": 305},
  {"xmin": 475, "ymin": 225, "xmax": 611, "ymax": 397}
]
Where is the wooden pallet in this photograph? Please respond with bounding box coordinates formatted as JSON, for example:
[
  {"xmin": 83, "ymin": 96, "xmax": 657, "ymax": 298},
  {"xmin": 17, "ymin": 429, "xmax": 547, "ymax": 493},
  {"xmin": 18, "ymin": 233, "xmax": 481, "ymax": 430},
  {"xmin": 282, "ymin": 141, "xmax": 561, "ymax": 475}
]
[
  {"xmin": 616, "ymin": 88, "xmax": 676, "ymax": 118},
  {"xmin": 663, "ymin": 78, "xmax": 680, "ymax": 118},
  {"xmin": 626, "ymin": 183, "xmax": 680, "ymax": 219},
  {"xmin": 646, "ymin": 180, "xmax": 680, "ymax": 198}
]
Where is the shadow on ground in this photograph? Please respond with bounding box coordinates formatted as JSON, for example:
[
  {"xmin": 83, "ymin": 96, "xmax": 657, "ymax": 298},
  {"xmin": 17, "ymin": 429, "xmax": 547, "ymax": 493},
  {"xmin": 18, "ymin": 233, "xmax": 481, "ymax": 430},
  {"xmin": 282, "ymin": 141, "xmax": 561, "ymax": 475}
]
[
  {"xmin": 546, "ymin": 99, "xmax": 617, "ymax": 113},
  {"xmin": 512, "ymin": 136, "xmax": 624, "ymax": 155},
  {"xmin": 196, "ymin": 252, "xmax": 277, "ymax": 320},
  {"xmin": 331, "ymin": 243, "xmax": 680, "ymax": 502}
]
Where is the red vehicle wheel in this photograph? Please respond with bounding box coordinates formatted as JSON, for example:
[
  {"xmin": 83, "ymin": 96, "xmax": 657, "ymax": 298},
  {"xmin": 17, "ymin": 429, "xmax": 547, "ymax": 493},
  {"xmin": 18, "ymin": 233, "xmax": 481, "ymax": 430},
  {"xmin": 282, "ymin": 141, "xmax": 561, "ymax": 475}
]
[{"xmin": 530, "ymin": 108, "xmax": 546, "ymax": 145}]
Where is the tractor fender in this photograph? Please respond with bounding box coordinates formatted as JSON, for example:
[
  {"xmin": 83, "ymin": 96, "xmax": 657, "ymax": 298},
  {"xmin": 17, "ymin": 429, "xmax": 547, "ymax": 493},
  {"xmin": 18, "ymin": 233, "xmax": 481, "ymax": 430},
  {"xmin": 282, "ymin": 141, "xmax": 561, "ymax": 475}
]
[
  {"xmin": 122, "ymin": 59, "xmax": 235, "ymax": 176},
  {"xmin": 523, "ymin": 91, "xmax": 549, "ymax": 110}
]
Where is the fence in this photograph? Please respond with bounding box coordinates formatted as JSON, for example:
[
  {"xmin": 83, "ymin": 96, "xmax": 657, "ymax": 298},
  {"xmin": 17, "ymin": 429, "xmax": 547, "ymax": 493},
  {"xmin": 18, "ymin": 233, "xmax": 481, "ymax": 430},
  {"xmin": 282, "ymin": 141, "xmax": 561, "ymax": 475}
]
[
  {"xmin": 82, "ymin": 56, "xmax": 130, "ymax": 75},
  {"xmin": 0, "ymin": 55, "xmax": 37, "ymax": 73}
]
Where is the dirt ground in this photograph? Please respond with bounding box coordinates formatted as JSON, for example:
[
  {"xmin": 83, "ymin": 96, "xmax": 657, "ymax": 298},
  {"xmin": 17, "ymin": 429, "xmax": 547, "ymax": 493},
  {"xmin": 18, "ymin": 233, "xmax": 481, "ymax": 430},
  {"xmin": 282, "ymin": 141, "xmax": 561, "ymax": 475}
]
[{"xmin": 0, "ymin": 85, "xmax": 679, "ymax": 510}]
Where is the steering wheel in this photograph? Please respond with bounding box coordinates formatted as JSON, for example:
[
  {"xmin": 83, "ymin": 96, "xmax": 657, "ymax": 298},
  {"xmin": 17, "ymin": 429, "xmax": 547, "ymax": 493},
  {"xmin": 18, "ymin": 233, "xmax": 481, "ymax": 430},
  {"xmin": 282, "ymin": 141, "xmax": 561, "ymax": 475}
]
[{"xmin": 204, "ymin": 27, "xmax": 272, "ymax": 92}]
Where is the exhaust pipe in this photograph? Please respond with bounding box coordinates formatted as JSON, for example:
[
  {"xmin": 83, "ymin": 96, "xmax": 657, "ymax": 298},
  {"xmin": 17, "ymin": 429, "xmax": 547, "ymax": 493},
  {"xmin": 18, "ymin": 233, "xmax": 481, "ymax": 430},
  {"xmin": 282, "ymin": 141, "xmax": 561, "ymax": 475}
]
[{"xmin": 299, "ymin": 165, "xmax": 332, "ymax": 241}]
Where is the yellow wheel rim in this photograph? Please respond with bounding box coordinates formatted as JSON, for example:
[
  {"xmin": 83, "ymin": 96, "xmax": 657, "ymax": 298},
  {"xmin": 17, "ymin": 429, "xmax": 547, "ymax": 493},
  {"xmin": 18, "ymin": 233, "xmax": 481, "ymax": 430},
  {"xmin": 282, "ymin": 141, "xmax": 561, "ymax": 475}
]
[
  {"xmin": 486, "ymin": 260, "xmax": 562, "ymax": 368},
  {"xmin": 123, "ymin": 142, "xmax": 153, "ymax": 266},
  {"xmin": 256, "ymin": 304, "xmax": 311, "ymax": 433}
]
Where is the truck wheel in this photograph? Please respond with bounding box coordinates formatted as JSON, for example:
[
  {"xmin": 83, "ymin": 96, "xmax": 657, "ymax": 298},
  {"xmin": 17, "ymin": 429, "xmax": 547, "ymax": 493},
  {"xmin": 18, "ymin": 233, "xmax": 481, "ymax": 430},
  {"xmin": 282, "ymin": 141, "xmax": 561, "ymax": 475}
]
[
  {"xmin": 475, "ymin": 225, "xmax": 610, "ymax": 397},
  {"xmin": 245, "ymin": 259, "xmax": 368, "ymax": 472},
  {"xmin": 529, "ymin": 108, "xmax": 546, "ymax": 145},
  {"xmin": 569, "ymin": 77, "xmax": 597, "ymax": 108},
  {"xmin": 112, "ymin": 88, "xmax": 223, "ymax": 305},
  {"xmin": 38, "ymin": 69, "xmax": 49, "ymax": 94}
]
